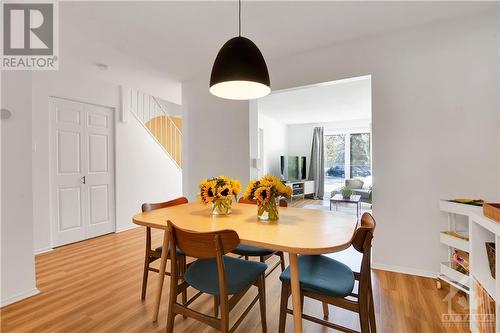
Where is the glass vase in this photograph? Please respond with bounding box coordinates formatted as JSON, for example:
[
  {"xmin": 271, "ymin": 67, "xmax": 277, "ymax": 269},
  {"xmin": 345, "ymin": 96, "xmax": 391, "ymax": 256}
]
[
  {"xmin": 211, "ymin": 198, "xmax": 232, "ymax": 216},
  {"xmin": 257, "ymin": 198, "xmax": 279, "ymax": 221}
]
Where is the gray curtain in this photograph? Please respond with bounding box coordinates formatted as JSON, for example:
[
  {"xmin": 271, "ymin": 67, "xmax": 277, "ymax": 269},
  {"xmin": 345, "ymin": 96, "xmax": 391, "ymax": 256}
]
[{"xmin": 308, "ymin": 127, "xmax": 324, "ymax": 199}]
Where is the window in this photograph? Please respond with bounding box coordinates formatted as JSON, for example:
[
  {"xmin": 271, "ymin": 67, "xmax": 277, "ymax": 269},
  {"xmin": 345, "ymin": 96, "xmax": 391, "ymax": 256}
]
[
  {"xmin": 325, "ymin": 134, "xmax": 345, "ymax": 182},
  {"xmin": 350, "ymin": 133, "xmax": 371, "ymax": 178},
  {"xmin": 324, "ymin": 132, "xmax": 371, "ymax": 192}
]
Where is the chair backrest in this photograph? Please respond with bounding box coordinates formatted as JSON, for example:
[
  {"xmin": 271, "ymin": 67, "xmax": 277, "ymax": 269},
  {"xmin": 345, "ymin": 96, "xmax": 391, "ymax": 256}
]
[
  {"xmin": 351, "ymin": 212, "xmax": 376, "ymax": 254},
  {"xmin": 345, "ymin": 178, "xmax": 364, "ymax": 190},
  {"xmin": 167, "ymin": 221, "xmax": 240, "ymax": 300},
  {"xmin": 238, "ymin": 197, "xmax": 288, "ymax": 207},
  {"xmin": 351, "ymin": 212, "xmax": 376, "ymax": 297},
  {"xmin": 141, "ymin": 197, "xmax": 188, "ymax": 212},
  {"xmin": 167, "ymin": 221, "xmax": 240, "ymax": 259}
]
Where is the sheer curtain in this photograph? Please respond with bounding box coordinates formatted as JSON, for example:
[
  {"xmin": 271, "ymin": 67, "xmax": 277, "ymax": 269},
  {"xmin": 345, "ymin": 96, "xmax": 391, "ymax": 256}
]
[{"xmin": 308, "ymin": 127, "xmax": 324, "ymax": 199}]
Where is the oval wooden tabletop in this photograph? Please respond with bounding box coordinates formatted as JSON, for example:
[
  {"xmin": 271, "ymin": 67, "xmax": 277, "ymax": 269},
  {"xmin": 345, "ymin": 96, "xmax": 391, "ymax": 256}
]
[{"xmin": 132, "ymin": 202, "xmax": 357, "ymax": 255}]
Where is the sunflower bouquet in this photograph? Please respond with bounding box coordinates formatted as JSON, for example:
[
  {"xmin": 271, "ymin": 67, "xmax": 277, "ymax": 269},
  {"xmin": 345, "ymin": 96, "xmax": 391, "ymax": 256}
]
[
  {"xmin": 197, "ymin": 176, "xmax": 241, "ymax": 215},
  {"xmin": 243, "ymin": 175, "xmax": 292, "ymax": 221}
]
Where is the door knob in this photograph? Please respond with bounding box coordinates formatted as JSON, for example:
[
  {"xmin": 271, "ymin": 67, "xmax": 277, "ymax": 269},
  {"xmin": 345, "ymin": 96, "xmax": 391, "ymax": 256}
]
[{"xmin": 81, "ymin": 176, "xmax": 86, "ymax": 184}]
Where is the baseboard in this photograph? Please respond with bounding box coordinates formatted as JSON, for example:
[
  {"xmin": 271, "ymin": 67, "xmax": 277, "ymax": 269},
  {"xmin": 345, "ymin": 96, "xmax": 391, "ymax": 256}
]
[
  {"xmin": 372, "ymin": 262, "xmax": 437, "ymax": 279},
  {"xmin": 115, "ymin": 224, "xmax": 140, "ymax": 233},
  {"xmin": 0, "ymin": 288, "xmax": 40, "ymax": 308},
  {"xmin": 34, "ymin": 247, "xmax": 53, "ymax": 255}
]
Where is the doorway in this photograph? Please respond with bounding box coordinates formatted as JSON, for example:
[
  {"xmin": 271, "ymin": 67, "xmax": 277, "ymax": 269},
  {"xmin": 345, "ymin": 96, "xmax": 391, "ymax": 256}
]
[
  {"xmin": 253, "ymin": 75, "xmax": 372, "ymax": 213},
  {"xmin": 49, "ymin": 97, "xmax": 116, "ymax": 247}
]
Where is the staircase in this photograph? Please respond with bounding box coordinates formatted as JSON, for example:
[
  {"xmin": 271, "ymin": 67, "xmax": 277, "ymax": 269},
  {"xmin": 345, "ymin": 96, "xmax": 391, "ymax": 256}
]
[{"xmin": 126, "ymin": 88, "xmax": 182, "ymax": 167}]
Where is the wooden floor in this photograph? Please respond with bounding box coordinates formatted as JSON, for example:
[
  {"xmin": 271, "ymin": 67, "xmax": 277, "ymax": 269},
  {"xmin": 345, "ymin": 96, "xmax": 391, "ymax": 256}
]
[{"xmin": 1, "ymin": 202, "xmax": 470, "ymax": 333}]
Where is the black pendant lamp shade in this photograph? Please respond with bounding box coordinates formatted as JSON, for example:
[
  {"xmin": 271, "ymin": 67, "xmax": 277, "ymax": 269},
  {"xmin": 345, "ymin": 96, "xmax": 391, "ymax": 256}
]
[{"xmin": 209, "ymin": 1, "xmax": 271, "ymax": 100}]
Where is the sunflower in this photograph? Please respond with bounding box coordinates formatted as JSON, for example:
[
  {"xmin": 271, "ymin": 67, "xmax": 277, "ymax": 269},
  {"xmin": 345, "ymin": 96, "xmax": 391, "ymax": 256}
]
[
  {"xmin": 254, "ymin": 186, "xmax": 271, "ymax": 204},
  {"xmin": 275, "ymin": 181, "xmax": 292, "ymax": 197},
  {"xmin": 282, "ymin": 184, "xmax": 293, "ymax": 197},
  {"xmin": 199, "ymin": 178, "xmax": 208, "ymax": 190},
  {"xmin": 243, "ymin": 180, "xmax": 257, "ymax": 199},
  {"xmin": 201, "ymin": 180, "xmax": 217, "ymax": 203},
  {"xmin": 261, "ymin": 175, "xmax": 280, "ymax": 187},
  {"xmin": 231, "ymin": 179, "xmax": 242, "ymax": 195},
  {"xmin": 217, "ymin": 184, "xmax": 232, "ymax": 198}
]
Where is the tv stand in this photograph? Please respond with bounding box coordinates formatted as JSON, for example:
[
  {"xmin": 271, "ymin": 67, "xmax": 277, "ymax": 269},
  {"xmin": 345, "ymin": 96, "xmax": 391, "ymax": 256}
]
[{"xmin": 285, "ymin": 180, "xmax": 315, "ymax": 200}]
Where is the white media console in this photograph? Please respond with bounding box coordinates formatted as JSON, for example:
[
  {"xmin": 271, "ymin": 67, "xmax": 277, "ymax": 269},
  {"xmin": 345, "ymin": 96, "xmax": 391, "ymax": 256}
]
[{"xmin": 285, "ymin": 180, "xmax": 315, "ymax": 199}]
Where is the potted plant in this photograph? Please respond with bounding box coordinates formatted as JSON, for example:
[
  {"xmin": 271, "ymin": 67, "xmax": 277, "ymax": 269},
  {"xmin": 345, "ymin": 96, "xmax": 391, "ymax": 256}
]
[
  {"xmin": 340, "ymin": 185, "xmax": 353, "ymax": 199},
  {"xmin": 197, "ymin": 176, "xmax": 241, "ymax": 215}
]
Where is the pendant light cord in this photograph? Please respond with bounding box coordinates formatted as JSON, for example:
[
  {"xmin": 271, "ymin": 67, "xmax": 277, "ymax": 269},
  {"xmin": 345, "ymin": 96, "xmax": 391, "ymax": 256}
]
[{"xmin": 238, "ymin": 0, "xmax": 241, "ymax": 36}]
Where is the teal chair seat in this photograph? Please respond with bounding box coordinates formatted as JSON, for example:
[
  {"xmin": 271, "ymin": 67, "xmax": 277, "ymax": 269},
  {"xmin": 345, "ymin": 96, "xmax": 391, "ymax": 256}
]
[
  {"xmin": 185, "ymin": 256, "xmax": 267, "ymax": 295},
  {"xmin": 155, "ymin": 245, "xmax": 184, "ymax": 256},
  {"xmin": 280, "ymin": 255, "xmax": 354, "ymax": 298},
  {"xmin": 231, "ymin": 245, "xmax": 275, "ymax": 256}
]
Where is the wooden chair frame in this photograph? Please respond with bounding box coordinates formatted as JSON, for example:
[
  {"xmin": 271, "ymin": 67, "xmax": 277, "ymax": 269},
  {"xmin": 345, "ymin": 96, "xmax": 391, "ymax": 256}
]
[
  {"xmin": 140, "ymin": 197, "xmax": 189, "ymax": 302},
  {"xmin": 166, "ymin": 221, "xmax": 267, "ymax": 333},
  {"xmin": 236, "ymin": 197, "xmax": 287, "ymax": 277},
  {"xmin": 278, "ymin": 213, "xmax": 377, "ymax": 333}
]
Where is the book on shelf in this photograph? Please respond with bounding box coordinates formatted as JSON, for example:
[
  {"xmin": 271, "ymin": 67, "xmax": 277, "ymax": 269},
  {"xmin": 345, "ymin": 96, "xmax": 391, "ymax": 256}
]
[
  {"xmin": 441, "ymin": 230, "xmax": 469, "ymax": 241},
  {"xmin": 452, "ymin": 249, "xmax": 469, "ymax": 274}
]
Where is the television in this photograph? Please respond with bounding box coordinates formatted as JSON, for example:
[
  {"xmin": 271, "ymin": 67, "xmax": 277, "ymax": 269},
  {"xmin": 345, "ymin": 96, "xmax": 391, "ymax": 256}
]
[{"xmin": 280, "ymin": 155, "xmax": 307, "ymax": 181}]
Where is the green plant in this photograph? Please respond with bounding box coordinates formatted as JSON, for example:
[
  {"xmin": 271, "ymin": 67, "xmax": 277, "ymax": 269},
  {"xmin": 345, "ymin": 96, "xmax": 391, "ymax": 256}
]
[{"xmin": 340, "ymin": 185, "xmax": 353, "ymax": 198}]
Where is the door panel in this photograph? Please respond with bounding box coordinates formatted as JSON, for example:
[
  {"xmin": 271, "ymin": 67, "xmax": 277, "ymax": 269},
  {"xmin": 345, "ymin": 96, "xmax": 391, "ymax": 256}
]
[
  {"xmin": 56, "ymin": 104, "xmax": 81, "ymax": 125},
  {"xmin": 57, "ymin": 131, "xmax": 81, "ymax": 174},
  {"xmin": 88, "ymin": 134, "xmax": 108, "ymax": 173},
  {"xmin": 88, "ymin": 185, "xmax": 109, "ymax": 225},
  {"xmin": 51, "ymin": 98, "xmax": 115, "ymax": 246},
  {"xmin": 83, "ymin": 104, "xmax": 115, "ymax": 238},
  {"xmin": 87, "ymin": 112, "xmax": 108, "ymax": 129},
  {"xmin": 58, "ymin": 187, "xmax": 82, "ymax": 231},
  {"xmin": 51, "ymin": 99, "xmax": 86, "ymax": 246}
]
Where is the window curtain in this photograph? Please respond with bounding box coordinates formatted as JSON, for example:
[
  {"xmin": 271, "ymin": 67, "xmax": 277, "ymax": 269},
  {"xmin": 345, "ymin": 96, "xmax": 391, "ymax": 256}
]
[{"xmin": 308, "ymin": 127, "xmax": 324, "ymax": 199}]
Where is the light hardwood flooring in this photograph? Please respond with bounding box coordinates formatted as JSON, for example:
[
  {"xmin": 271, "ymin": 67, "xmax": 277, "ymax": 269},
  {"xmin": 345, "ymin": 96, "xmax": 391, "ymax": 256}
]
[{"xmin": 1, "ymin": 202, "xmax": 470, "ymax": 333}]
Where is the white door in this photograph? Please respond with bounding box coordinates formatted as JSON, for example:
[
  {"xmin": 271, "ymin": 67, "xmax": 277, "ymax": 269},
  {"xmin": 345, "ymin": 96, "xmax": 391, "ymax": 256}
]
[{"xmin": 50, "ymin": 98, "xmax": 115, "ymax": 247}]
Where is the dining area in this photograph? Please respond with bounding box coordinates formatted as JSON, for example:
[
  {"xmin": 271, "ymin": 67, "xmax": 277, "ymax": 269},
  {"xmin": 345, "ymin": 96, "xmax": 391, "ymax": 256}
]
[{"xmin": 133, "ymin": 175, "xmax": 377, "ymax": 333}]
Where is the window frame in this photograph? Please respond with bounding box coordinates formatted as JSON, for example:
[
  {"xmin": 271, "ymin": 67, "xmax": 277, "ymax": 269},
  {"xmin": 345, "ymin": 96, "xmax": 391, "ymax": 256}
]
[{"xmin": 324, "ymin": 128, "xmax": 371, "ymax": 181}]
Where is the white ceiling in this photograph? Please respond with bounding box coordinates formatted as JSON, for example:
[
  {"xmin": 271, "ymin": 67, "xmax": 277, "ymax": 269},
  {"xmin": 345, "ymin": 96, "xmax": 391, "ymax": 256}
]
[
  {"xmin": 258, "ymin": 76, "xmax": 371, "ymax": 124},
  {"xmin": 60, "ymin": 1, "xmax": 496, "ymax": 82}
]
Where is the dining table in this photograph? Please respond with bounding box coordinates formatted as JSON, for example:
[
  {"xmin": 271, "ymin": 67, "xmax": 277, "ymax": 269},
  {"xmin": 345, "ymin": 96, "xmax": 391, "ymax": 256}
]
[{"xmin": 132, "ymin": 202, "xmax": 357, "ymax": 333}]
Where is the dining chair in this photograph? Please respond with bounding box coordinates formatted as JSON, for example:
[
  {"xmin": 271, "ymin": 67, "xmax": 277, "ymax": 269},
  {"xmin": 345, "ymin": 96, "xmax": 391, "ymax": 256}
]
[
  {"xmin": 231, "ymin": 197, "xmax": 287, "ymax": 276},
  {"xmin": 165, "ymin": 221, "xmax": 268, "ymax": 333},
  {"xmin": 140, "ymin": 197, "xmax": 188, "ymax": 301},
  {"xmin": 278, "ymin": 212, "xmax": 377, "ymax": 333}
]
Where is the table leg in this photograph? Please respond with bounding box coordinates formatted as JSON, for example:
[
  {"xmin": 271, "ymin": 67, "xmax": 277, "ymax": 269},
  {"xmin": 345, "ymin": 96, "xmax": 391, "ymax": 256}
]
[
  {"xmin": 288, "ymin": 253, "xmax": 303, "ymax": 333},
  {"xmin": 153, "ymin": 229, "xmax": 169, "ymax": 322}
]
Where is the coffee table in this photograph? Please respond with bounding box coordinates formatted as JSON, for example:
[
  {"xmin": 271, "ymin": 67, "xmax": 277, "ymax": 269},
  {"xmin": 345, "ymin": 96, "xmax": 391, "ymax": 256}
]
[{"xmin": 330, "ymin": 194, "xmax": 361, "ymax": 220}]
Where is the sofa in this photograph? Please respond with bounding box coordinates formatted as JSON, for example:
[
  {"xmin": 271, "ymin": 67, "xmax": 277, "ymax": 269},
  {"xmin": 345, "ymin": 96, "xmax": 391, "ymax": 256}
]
[{"xmin": 331, "ymin": 178, "xmax": 372, "ymax": 203}]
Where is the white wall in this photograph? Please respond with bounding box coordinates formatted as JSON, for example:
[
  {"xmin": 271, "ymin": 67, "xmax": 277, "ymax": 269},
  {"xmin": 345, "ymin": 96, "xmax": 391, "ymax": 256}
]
[
  {"xmin": 251, "ymin": 12, "xmax": 500, "ymax": 276},
  {"xmin": 115, "ymin": 111, "xmax": 182, "ymax": 232},
  {"xmin": 182, "ymin": 77, "xmax": 250, "ymax": 201},
  {"xmin": 257, "ymin": 113, "xmax": 288, "ymax": 177},
  {"xmin": 1, "ymin": 72, "xmax": 38, "ymax": 306},
  {"xmin": 31, "ymin": 63, "xmax": 182, "ymax": 252}
]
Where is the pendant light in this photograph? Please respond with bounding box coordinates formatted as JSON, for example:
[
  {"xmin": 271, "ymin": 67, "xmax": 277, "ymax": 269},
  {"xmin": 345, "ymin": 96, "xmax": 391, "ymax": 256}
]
[{"xmin": 209, "ymin": 0, "xmax": 270, "ymax": 100}]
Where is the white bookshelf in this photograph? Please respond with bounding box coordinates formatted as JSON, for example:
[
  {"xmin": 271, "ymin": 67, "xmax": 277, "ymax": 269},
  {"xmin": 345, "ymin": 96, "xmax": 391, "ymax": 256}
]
[
  {"xmin": 438, "ymin": 200, "xmax": 499, "ymax": 332},
  {"xmin": 438, "ymin": 200, "xmax": 481, "ymax": 294},
  {"xmin": 469, "ymin": 213, "xmax": 499, "ymax": 333}
]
